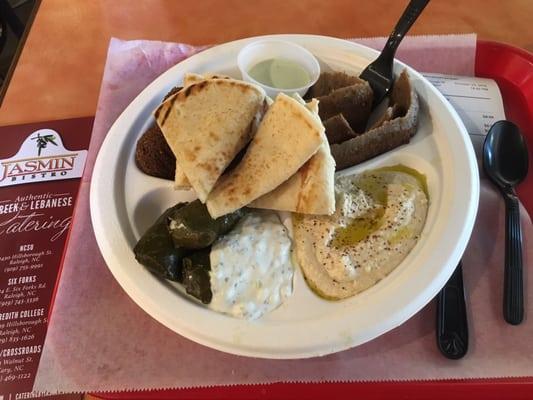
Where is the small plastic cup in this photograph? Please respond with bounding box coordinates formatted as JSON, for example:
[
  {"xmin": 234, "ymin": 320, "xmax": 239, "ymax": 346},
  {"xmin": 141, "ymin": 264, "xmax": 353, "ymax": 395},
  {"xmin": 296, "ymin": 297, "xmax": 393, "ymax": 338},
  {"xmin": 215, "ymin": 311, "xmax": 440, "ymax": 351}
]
[{"xmin": 237, "ymin": 40, "xmax": 320, "ymax": 98}]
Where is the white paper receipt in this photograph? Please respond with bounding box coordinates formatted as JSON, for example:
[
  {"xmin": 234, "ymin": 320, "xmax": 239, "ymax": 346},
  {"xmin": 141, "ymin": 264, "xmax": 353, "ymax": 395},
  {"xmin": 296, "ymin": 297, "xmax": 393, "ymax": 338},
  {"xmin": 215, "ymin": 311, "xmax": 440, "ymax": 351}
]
[{"xmin": 422, "ymin": 73, "xmax": 506, "ymax": 158}]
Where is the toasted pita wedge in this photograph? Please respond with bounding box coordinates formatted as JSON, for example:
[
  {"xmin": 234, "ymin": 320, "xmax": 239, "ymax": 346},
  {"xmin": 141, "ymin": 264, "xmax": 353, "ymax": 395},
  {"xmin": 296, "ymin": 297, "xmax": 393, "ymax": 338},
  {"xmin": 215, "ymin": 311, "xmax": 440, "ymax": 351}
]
[
  {"xmin": 174, "ymin": 72, "xmax": 256, "ymax": 190},
  {"xmin": 154, "ymin": 79, "xmax": 266, "ymax": 202},
  {"xmin": 173, "ymin": 164, "xmax": 190, "ymax": 189},
  {"xmin": 250, "ymin": 140, "xmax": 335, "ymax": 215},
  {"xmin": 183, "ymin": 72, "xmax": 231, "ymax": 87},
  {"xmin": 163, "ymin": 86, "xmax": 182, "ymax": 102},
  {"xmin": 250, "ymin": 99, "xmax": 335, "ymax": 215},
  {"xmin": 206, "ymin": 93, "xmax": 324, "ymax": 218}
]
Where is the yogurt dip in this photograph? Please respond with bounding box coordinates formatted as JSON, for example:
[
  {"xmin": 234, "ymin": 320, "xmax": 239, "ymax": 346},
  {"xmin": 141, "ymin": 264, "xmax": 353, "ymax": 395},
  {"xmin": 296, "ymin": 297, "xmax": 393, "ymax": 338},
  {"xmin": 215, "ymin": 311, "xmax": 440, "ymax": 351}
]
[
  {"xmin": 209, "ymin": 211, "xmax": 294, "ymax": 319},
  {"xmin": 248, "ymin": 58, "xmax": 312, "ymax": 89}
]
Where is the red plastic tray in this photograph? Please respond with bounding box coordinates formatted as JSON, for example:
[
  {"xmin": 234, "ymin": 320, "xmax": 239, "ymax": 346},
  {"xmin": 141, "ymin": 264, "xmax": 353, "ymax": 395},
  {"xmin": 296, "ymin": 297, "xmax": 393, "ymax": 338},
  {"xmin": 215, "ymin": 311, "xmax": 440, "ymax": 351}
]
[
  {"xmin": 476, "ymin": 40, "xmax": 533, "ymax": 216},
  {"xmin": 92, "ymin": 40, "xmax": 533, "ymax": 400}
]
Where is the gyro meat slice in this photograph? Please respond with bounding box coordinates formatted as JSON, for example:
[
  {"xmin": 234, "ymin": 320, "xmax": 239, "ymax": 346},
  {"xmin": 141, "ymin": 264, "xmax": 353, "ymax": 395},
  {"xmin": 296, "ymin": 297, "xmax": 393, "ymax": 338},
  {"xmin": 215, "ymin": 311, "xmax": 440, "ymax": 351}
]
[
  {"xmin": 324, "ymin": 114, "xmax": 358, "ymax": 144},
  {"xmin": 306, "ymin": 71, "xmax": 366, "ymax": 98},
  {"xmin": 331, "ymin": 70, "xmax": 419, "ymax": 170},
  {"xmin": 317, "ymin": 81, "xmax": 373, "ymax": 133}
]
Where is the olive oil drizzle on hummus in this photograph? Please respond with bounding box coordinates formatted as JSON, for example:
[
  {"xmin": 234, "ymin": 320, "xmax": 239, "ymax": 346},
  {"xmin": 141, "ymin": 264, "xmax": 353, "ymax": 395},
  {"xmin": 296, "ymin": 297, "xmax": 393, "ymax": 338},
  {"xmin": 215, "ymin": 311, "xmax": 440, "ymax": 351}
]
[
  {"xmin": 332, "ymin": 207, "xmax": 385, "ymax": 247},
  {"xmin": 332, "ymin": 165, "xmax": 427, "ymax": 248},
  {"xmin": 293, "ymin": 164, "xmax": 429, "ymax": 300}
]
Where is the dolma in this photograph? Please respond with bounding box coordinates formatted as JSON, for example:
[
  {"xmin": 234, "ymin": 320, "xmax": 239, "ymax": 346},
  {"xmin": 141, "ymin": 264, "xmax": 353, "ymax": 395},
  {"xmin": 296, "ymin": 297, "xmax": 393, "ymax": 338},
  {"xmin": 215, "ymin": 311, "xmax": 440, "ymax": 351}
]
[
  {"xmin": 167, "ymin": 200, "xmax": 245, "ymax": 249},
  {"xmin": 133, "ymin": 203, "xmax": 187, "ymax": 282},
  {"xmin": 182, "ymin": 248, "xmax": 212, "ymax": 304}
]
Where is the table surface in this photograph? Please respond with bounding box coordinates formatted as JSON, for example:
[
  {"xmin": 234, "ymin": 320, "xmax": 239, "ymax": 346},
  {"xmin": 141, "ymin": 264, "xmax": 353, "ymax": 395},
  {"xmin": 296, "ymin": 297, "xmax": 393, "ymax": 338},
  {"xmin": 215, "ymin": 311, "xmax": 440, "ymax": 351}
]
[
  {"xmin": 3, "ymin": 1, "xmax": 532, "ymax": 399},
  {"xmin": 1, "ymin": 0, "xmax": 532, "ymax": 127}
]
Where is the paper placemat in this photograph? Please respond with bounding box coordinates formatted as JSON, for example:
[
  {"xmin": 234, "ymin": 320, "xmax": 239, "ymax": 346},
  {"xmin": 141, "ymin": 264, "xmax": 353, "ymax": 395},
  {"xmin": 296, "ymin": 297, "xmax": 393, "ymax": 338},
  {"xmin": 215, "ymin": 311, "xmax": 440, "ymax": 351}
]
[{"xmin": 33, "ymin": 34, "xmax": 533, "ymax": 394}]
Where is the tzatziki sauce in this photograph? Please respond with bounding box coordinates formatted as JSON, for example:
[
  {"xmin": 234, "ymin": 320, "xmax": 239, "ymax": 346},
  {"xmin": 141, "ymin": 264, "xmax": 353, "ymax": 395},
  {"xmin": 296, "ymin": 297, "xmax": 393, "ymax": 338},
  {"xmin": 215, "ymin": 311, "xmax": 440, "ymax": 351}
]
[
  {"xmin": 248, "ymin": 58, "xmax": 311, "ymax": 89},
  {"xmin": 209, "ymin": 211, "xmax": 294, "ymax": 320}
]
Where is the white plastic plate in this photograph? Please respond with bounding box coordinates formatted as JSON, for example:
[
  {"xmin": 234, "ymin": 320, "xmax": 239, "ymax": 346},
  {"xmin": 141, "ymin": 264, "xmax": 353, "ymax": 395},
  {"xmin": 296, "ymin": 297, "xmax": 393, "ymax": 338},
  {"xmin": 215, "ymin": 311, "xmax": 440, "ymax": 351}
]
[{"xmin": 90, "ymin": 34, "xmax": 479, "ymax": 359}]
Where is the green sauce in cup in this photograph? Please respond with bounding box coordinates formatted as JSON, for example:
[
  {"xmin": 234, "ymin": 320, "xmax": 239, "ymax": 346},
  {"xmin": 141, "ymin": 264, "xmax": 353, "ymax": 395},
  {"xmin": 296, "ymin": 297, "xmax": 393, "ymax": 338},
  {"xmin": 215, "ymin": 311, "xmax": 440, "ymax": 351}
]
[{"xmin": 248, "ymin": 58, "xmax": 311, "ymax": 89}]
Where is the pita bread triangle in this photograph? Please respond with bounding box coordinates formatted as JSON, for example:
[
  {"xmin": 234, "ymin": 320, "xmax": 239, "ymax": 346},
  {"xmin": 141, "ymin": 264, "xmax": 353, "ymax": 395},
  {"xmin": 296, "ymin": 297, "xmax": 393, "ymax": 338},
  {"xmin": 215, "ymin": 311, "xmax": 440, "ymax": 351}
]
[
  {"xmin": 170, "ymin": 73, "xmax": 232, "ymax": 190},
  {"xmin": 206, "ymin": 93, "xmax": 324, "ymax": 218},
  {"xmin": 249, "ymin": 97, "xmax": 336, "ymax": 215},
  {"xmin": 154, "ymin": 78, "xmax": 266, "ymax": 202}
]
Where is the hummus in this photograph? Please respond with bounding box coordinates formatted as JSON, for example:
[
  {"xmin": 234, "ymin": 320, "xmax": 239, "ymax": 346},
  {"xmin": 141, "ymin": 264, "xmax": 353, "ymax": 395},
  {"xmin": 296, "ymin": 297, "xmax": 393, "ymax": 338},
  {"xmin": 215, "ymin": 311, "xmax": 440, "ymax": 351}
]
[{"xmin": 293, "ymin": 165, "xmax": 429, "ymax": 300}]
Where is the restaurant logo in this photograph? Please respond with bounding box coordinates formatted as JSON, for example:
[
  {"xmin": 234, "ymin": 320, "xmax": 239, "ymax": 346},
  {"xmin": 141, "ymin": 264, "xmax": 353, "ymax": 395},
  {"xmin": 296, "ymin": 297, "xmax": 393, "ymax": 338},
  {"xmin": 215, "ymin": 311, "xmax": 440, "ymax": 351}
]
[
  {"xmin": 0, "ymin": 129, "xmax": 88, "ymax": 187},
  {"xmin": 32, "ymin": 132, "xmax": 58, "ymax": 156}
]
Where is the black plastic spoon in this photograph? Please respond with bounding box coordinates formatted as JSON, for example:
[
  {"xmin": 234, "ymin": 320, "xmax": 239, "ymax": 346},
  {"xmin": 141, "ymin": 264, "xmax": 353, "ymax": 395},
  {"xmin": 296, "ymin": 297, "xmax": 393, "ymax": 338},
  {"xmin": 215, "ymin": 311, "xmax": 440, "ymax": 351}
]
[
  {"xmin": 359, "ymin": 0, "xmax": 430, "ymax": 107},
  {"xmin": 483, "ymin": 120, "xmax": 529, "ymax": 325}
]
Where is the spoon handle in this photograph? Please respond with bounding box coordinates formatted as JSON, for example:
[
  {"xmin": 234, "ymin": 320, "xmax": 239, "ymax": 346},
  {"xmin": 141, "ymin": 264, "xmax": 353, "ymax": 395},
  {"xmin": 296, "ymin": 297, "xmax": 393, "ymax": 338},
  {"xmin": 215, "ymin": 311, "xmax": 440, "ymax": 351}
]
[
  {"xmin": 503, "ymin": 190, "xmax": 524, "ymax": 325},
  {"xmin": 380, "ymin": 0, "xmax": 430, "ymax": 62}
]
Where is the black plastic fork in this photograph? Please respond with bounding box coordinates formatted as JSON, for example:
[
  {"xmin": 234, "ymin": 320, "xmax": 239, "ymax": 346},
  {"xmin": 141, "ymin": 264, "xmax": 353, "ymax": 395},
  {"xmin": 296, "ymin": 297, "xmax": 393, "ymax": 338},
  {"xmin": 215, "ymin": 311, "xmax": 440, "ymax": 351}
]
[{"xmin": 360, "ymin": 0, "xmax": 430, "ymax": 107}]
